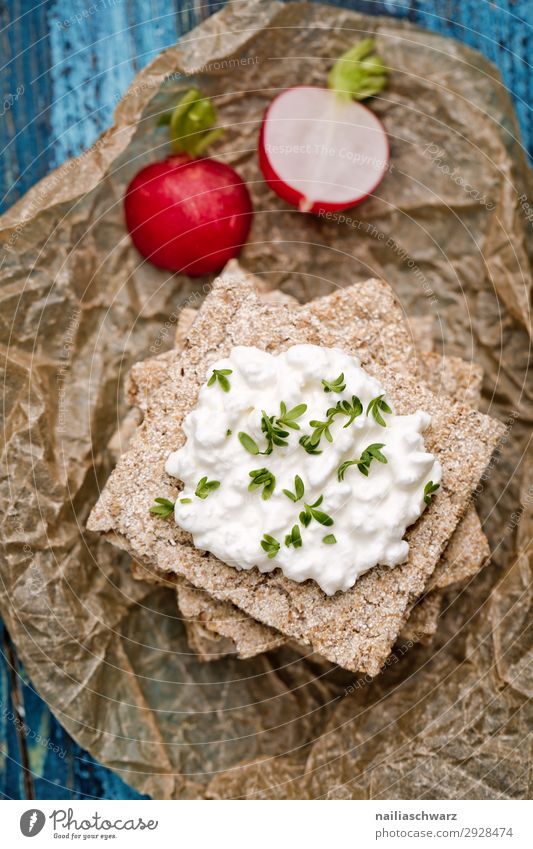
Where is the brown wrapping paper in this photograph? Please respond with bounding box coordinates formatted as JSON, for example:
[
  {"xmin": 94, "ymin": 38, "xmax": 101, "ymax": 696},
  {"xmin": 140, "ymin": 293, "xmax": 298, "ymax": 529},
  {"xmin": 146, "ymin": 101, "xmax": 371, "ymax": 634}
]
[{"xmin": 0, "ymin": 0, "xmax": 531, "ymax": 798}]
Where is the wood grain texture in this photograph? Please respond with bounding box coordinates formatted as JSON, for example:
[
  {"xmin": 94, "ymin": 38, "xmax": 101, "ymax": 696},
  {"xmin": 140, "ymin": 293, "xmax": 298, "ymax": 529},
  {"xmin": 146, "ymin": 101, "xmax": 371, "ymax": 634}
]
[{"xmin": 0, "ymin": 0, "xmax": 531, "ymax": 800}]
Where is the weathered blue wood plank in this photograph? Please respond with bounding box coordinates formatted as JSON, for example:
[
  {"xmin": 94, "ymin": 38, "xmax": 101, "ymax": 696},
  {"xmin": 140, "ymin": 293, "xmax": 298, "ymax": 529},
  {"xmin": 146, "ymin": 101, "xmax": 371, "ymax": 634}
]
[
  {"xmin": 0, "ymin": 0, "xmax": 54, "ymax": 207},
  {"xmin": 315, "ymin": 1, "xmax": 533, "ymax": 156},
  {"xmin": 47, "ymin": 0, "xmax": 139, "ymax": 163},
  {"xmin": 408, "ymin": 1, "xmax": 533, "ymax": 157},
  {"xmin": 1, "ymin": 626, "xmax": 145, "ymax": 800},
  {"xmin": 46, "ymin": 0, "xmax": 203, "ymax": 165},
  {"xmin": 0, "ymin": 626, "xmax": 26, "ymax": 799}
]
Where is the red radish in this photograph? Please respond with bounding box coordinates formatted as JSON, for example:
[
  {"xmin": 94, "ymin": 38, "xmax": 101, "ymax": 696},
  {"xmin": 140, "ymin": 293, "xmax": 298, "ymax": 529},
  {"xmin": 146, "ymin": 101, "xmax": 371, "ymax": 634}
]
[
  {"xmin": 259, "ymin": 40, "xmax": 389, "ymax": 214},
  {"xmin": 125, "ymin": 89, "xmax": 252, "ymax": 276}
]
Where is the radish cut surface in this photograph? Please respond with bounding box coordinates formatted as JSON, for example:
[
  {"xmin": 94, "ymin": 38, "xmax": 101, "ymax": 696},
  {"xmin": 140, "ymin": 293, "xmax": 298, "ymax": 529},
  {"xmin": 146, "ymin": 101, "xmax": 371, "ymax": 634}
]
[{"xmin": 259, "ymin": 86, "xmax": 389, "ymax": 213}]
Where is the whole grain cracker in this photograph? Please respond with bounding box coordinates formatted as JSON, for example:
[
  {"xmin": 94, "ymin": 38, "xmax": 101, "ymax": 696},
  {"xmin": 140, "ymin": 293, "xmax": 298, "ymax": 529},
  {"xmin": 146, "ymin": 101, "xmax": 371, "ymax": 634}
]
[
  {"xmin": 89, "ymin": 269, "xmax": 503, "ymax": 673},
  {"xmin": 125, "ymin": 308, "xmax": 488, "ymax": 660},
  {"xmin": 177, "ymin": 583, "xmax": 285, "ymax": 659},
  {"xmin": 399, "ymin": 591, "xmax": 443, "ymax": 645},
  {"xmin": 182, "ymin": 618, "xmax": 237, "ymax": 663},
  {"xmin": 408, "ymin": 315, "xmax": 435, "ymax": 355}
]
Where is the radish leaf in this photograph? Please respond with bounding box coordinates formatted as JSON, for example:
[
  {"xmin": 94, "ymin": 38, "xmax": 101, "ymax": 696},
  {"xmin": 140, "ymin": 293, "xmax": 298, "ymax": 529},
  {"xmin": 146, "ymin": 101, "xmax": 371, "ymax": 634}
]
[
  {"xmin": 328, "ymin": 39, "xmax": 388, "ymax": 102},
  {"xmin": 168, "ymin": 88, "xmax": 224, "ymax": 157}
]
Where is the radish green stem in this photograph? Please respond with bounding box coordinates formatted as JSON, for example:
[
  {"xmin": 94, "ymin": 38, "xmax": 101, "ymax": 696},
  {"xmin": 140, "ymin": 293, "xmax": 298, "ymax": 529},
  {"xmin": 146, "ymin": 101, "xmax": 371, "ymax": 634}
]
[
  {"xmin": 160, "ymin": 88, "xmax": 224, "ymax": 157},
  {"xmin": 327, "ymin": 38, "xmax": 388, "ymax": 101}
]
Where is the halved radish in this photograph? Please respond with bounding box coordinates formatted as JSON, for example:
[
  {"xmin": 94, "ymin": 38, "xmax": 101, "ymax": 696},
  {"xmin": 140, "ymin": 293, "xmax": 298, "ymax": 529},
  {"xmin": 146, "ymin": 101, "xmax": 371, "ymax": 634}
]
[{"xmin": 259, "ymin": 40, "xmax": 389, "ymax": 214}]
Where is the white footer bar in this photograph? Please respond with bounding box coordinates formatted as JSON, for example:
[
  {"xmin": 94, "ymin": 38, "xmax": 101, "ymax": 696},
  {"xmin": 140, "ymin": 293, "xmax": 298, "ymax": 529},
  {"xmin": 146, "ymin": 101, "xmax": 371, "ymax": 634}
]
[{"xmin": 4, "ymin": 799, "xmax": 532, "ymax": 848}]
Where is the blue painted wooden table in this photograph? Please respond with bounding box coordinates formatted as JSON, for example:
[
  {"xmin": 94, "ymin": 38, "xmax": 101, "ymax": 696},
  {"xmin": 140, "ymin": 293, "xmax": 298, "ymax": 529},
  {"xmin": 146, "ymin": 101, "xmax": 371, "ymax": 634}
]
[{"xmin": 1, "ymin": 0, "xmax": 532, "ymax": 800}]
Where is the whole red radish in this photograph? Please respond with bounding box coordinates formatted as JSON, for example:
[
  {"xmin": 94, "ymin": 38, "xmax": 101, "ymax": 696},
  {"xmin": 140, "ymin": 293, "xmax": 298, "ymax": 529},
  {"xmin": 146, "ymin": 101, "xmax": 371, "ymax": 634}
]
[
  {"xmin": 259, "ymin": 40, "xmax": 389, "ymax": 214},
  {"xmin": 125, "ymin": 89, "xmax": 252, "ymax": 276}
]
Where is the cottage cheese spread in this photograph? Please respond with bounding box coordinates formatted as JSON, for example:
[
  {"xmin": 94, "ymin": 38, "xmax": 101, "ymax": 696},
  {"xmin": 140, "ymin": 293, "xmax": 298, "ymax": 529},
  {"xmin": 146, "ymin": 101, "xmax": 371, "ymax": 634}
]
[{"xmin": 165, "ymin": 345, "xmax": 441, "ymax": 595}]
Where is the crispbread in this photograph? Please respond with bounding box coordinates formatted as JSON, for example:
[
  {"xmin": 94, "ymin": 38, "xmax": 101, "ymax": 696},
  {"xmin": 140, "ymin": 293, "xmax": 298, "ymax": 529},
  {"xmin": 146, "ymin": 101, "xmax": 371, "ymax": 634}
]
[
  {"xmin": 125, "ymin": 286, "xmax": 301, "ymax": 414},
  {"xmin": 177, "ymin": 582, "xmax": 285, "ymax": 659},
  {"xmin": 182, "ymin": 617, "xmax": 237, "ymax": 663},
  {"xmin": 89, "ymin": 269, "xmax": 503, "ymax": 673},
  {"xmin": 124, "ymin": 306, "xmax": 489, "ymax": 661},
  {"xmin": 407, "ymin": 315, "xmax": 435, "ymax": 355},
  {"xmin": 399, "ymin": 591, "xmax": 443, "ymax": 645},
  {"xmin": 421, "ymin": 352, "xmax": 484, "ymax": 409},
  {"xmin": 427, "ymin": 505, "xmax": 489, "ymax": 591}
]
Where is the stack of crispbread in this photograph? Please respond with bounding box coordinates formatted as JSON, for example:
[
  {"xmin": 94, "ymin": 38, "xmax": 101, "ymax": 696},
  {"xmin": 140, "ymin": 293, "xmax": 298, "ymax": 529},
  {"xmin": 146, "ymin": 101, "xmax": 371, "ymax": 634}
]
[{"xmin": 88, "ymin": 262, "xmax": 503, "ymax": 675}]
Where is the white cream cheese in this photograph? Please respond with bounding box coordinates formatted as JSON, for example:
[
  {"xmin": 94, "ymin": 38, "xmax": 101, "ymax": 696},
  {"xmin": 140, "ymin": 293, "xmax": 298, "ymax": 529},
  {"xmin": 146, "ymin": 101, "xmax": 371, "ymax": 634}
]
[{"xmin": 165, "ymin": 345, "xmax": 441, "ymax": 596}]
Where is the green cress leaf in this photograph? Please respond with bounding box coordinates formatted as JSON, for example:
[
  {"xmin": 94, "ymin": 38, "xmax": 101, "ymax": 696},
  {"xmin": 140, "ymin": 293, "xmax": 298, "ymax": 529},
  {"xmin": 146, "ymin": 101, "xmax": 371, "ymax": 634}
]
[
  {"xmin": 300, "ymin": 495, "xmax": 334, "ymax": 528},
  {"xmin": 371, "ymin": 445, "xmax": 387, "ymax": 460},
  {"xmin": 337, "ymin": 459, "xmax": 358, "ymax": 482},
  {"xmin": 241, "ymin": 404, "xmax": 304, "ymax": 457},
  {"xmin": 321, "ymin": 373, "xmax": 346, "ymax": 393},
  {"xmin": 277, "ymin": 402, "xmax": 307, "ymax": 430},
  {"xmin": 208, "ymin": 368, "xmax": 233, "ymax": 392},
  {"xmin": 299, "ymin": 509, "xmax": 312, "ymax": 528},
  {"xmin": 337, "ymin": 443, "xmax": 387, "ymax": 481},
  {"xmin": 261, "ymin": 534, "xmax": 280, "ymax": 559},
  {"xmin": 299, "ymin": 435, "xmax": 322, "ymax": 455},
  {"xmin": 366, "ymin": 394, "xmax": 392, "ymax": 427},
  {"xmin": 216, "ymin": 373, "xmax": 231, "ymax": 392},
  {"xmin": 308, "ymin": 418, "xmax": 334, "ymax": 446},
  {"xmin": 328, "ymin": 395, "xmax": 363, "ymax": 427},
  {"xmin": 322, "ymin": 534, "xmax": 337, "ymax": 545},
  {"xmin": 180, "ymin": 498, "xmax": 192, "ymax": 504},
  {"xmin": 307, "ymin": 395, "xmax": 364, "ymax": 454},
  {"xmin": 261, "ymin": 410, "xmax": 289, "ymax": 452},
  {"xmin": 149, "ymin": 497, "xmax": 175, "ymax": 518},
  {"xmin": 248, "ymin": 468, "xmax": 276, "ymax": 500},
  {"xmin": 282, "ymin": 475, "xmax": 305, "ymax": 502},
  {"xmin": 309, "ymin": 508, "xmax": 334, "ymax": 527},
  {"xmin": 239, "ymin": 432, "xmax": 260, "ymax": 455},
  {"xmin": 285, "ymin": 525, "xmax": 303, "ymax": 549},
  {"xmin": 306, "ymin": 393, "xmax": 363, "ymax": 450},
  {"xmin": 424, "ymin": 480, "xmax": 440, "ymax": 505},
  {"xmin": 195, "ymin": 476, "xmax": 220, "ymax": 499}
]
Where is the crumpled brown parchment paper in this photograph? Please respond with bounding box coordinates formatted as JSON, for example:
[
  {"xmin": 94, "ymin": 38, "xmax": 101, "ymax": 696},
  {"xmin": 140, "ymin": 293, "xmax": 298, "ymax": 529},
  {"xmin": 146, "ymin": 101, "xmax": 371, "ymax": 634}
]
[{"xmin": 0, "ymin": 0, "xmax": 531, "ymax": 799}]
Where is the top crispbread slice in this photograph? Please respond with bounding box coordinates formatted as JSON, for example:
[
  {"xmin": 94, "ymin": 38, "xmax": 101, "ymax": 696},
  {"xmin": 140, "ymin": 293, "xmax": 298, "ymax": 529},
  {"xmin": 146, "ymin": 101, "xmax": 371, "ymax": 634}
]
[
  {"xmin": 169, "ymin": 297, "xmax": 488, "ymax": 592},
  {"xmin": 125, "ymin": 283, "xmax": 489, "ymax": 598},
  {"xmin": 89, "ymin": 269, "xmax": 503, "ymax": 674},
  {"xmin": 125, "ymin": 305, "xmax": 488, "ymax": 661}
]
